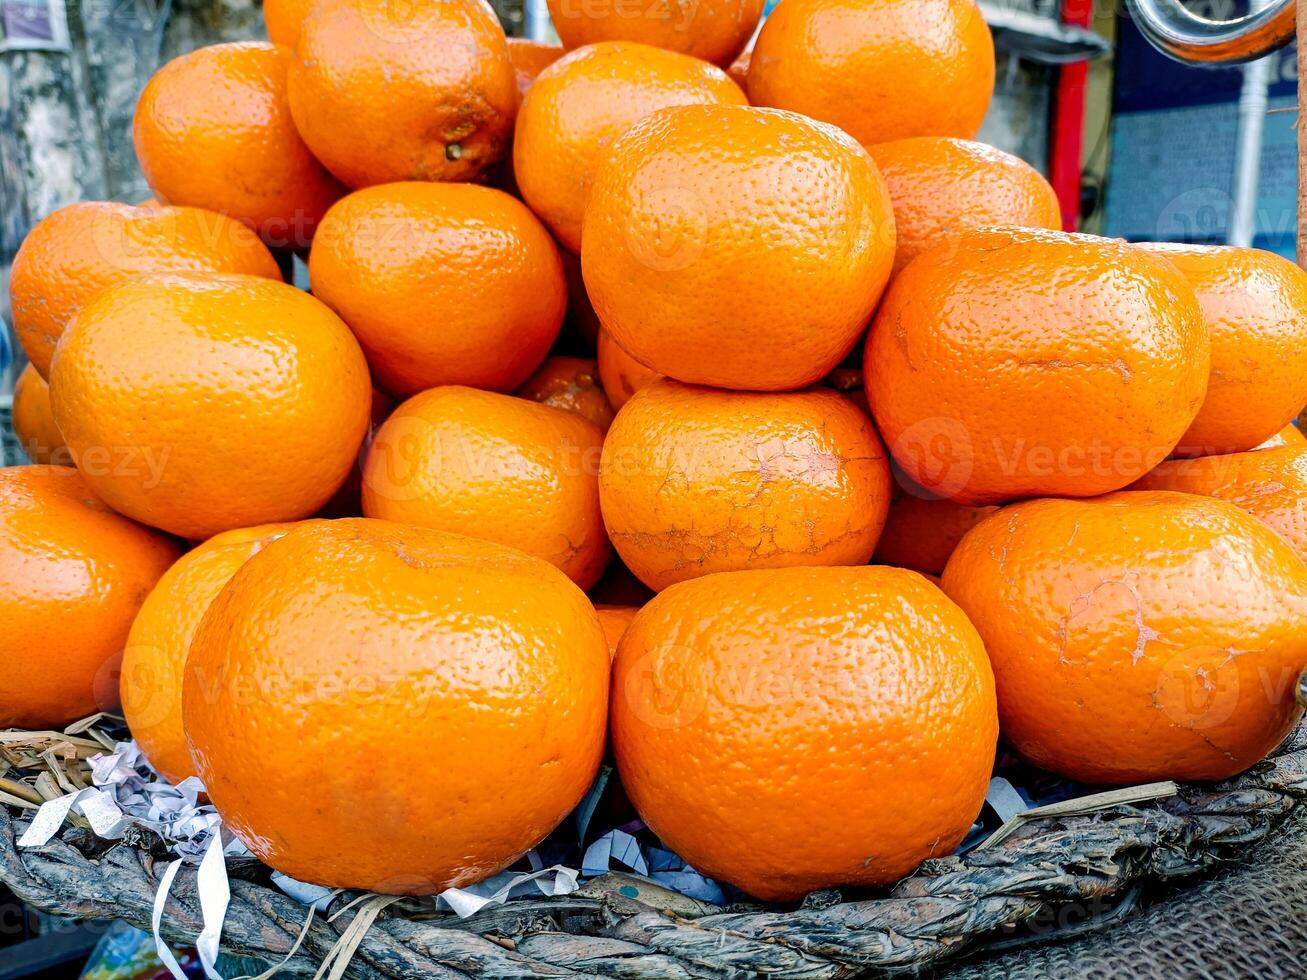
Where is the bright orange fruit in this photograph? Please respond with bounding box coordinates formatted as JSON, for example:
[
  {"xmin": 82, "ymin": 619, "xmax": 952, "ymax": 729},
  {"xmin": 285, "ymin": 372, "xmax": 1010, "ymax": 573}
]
[
  {"xmin": 943, "ymin": 492, "xmax": 1307, "ymax": 784},
  {"xmin": 185, "ymin": 519, "xmax": 609, "ymax": 893},
  {"xmin": 262, "ymin": 0, "xmax": 313, "ymax": 46},
  {"xmin": 599, "ymin": 380, "xmax": 892, "ymax": 590},
  {"xmin": 597, "ymin": 329, "xmax": 661, "ymax": 410},
  {"xmin": 583, "ymin": 104, "xmax": 896, "ymax": 390},
  {"xmin": 11, "ymin": 365, "xmax": 69, "ymax": 466},
  {"xmin": 50, "ymin": 273, "xmax": 371, "ymax": 539},
  {"xmin": 595, "ymin": 603, "xmax": 638, "ymax": 659},
  {"xmin": 0, "ymin": 466, "xmax": 181, "ymax": 729},
  {"xmin": 547, "ymin": 0, "xmax": 764, "ymax": 67},
  {"xmin": 1257, "ymin": 424, "xmax": 1307, "ymax": 450},
  {"xmin": 612, "ymin": 564, "xmax": 997, "ymax": 901},
  {"xmin": 507, "ymin": 37, "xmax": 564, "ymax": 96},
  {"xmin": 309, "ymin": 182, "xmax": 565, "ymax": 397},
  {"xmin": 872, "ymin": 491, "xmax": 998, "ymax": 575},
  {"xmin": 517, "ymin": 357, "xmax": 615, "ymax": 433},
  {"xmin": 866, "ymin": 228, "xmax": 1209, "ymax": 504}
]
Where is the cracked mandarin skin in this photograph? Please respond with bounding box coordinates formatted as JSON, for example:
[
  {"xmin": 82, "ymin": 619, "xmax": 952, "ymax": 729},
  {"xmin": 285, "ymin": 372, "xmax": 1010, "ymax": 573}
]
[
  {"xmin": 0, "ymin": 466, "xmax": 182, "ymax": 729},
  {"xmin": 287, "ymin": 0, "xmax": 517, "ymax": 188},
  {"xmin": 50, "ymin": 273, "xmax": 372, "ymax": 540},
  {"xmin": 10, "ymin": 201, "xmax": 280, "ymax": 379},
  {"xmin": 308, "ymin": 182, "xmax": 566, "ymax": 397},
  {"xmin": 1136, "ymin": 243, "xmax": 1307, "ymax": 457},
  {"xmin": 362, "ymin": 386, "xmax": 610, "ymax": 589},
  {"xmin": 865, "ymin": 227, "xmax": 1210, "ymax": 505},
  {"xmin": 513, "ymin": 42, "xmax": 746, "ymax": 254},
  {"xmin": 867, "ymin": 137, "xmax": 1062, "ymax": 277},
  {"xmin": 872, "ymin": 491, "xmax": 998, "ymax": 575},
  {"xmin": 583, "ymin": 104, "xmax": 896, "ymax": 391},
  {"xmin": 599, "ymin": 380, "xmax": 892, "ymax": 591},
  {"xmin": 122, "ymin": 523, "xmax": 295, "ymax": 784},
  {"xmin": 547, "ymin": 0, "xmax": 764, "ymax": 67},
  {"xmin": 1132, "ymin": 447, "xmax": 1307, "ymax": 563},
  {"xmin": 942, "ymin": 491, "xmax": 1307, "ymax": 784},
  {"xmin": 516, "ymin": 356, "xmax": 615, "ymax": 433},
  {"xmin": 12, "ymin": 365, "xmax": 69, "ymax": 466},
  {"xmin": 612, "ymin": 564, "xmax": 997, "ymax": 901},
  {"xmin": 184, "ymin": 519, "xmax": 609, "ymax": 893},
  {"xmin": 748, "ymin": 0, "xmax": 994, "ymax": 146},
  {"xmin": 133, "ymin": 42, "xmax": 346, "ymax": 247},
  {"xmin": 597, "ymin": 329, "xmax": 661, "ymax": 410}
]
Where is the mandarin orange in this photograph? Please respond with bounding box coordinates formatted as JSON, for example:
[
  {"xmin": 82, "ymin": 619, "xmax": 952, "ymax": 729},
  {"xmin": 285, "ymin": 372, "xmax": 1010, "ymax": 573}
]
[
  {"xmin": 517, "ymin": 357, "xmax": 615, "ymax": 433},
  {"xmin": 548, "ymin": 0, "xmax": 764, "ymax": 67},
  {"xmin": 11, "ymin": 365, "xmax": 69, "ymax": 466}
]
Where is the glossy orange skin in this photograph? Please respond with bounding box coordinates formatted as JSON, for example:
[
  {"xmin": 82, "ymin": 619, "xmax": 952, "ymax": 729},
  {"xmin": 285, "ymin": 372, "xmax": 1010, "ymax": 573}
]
[
  {"xmin": 309, "ymin": 182, "xmax": 565, "ymax": 397},
  {"xmin": 11, "ymin": 365, "xmax": 70, "ymax": 466},
  {"xmin": 600, "ymin": 380, "xmax": 892, "ymax": 590},
  {"xmin": 748, "ymin": 0, "xmax": 994, "ymax": 146},
  {"xmin": 517, "ymin": 357, "xmax": 615, "ymax": 433},
  {"xmin": 133, "ymin": 43, "xmax": 345, "ymax": 249},
  {"xmin": 584, "ymin": 104, "xmax": 896, "ymax": 391},
  {"xmin": 872, "ymin": 492, "xmax": 998, "ymax": 575},
  {"xmin": 1137, "ymin": 244, "xmax": 1307, "ymax": 456},
  {"xmin": 1256, "ymin": 424, "xmax": 1307, "ymax": 450},
  {"xmin": 726, "ymin": 48, "xmax": 751, "ymax": 88},
  {"xmin": 50, "ymin": 273, "xmax": 372, "ymax": 539},
  {"xmin": 10, "ymin": 202, "xmax": 280, "ymax": 378},
  {"xmin": 866, "ymin": 228, "xmax": 1209, "ymax": 504},
  {"xmin": 363, "ymin": 386, "xmax": 610, "ymax": 589},
  {"xmin": 943, "ymin": 492, "xmax": 1307, "ymax": 784},
  {"xmin": 612, "ymin": 564, "xmax": 997, "ymax": 901},
  {"xmin": 0, "ymin": 466, "xmax": 182, "ymax": 729},
  {"xmin": 185, "ymin": 519, "xmax": 609, "ymax": 892},
  {"xmin": 514, "ymin": 42, "xmax": 746, "ymax": 253},
  {"xmin": 868, "ymin": 137, "xmax": 1062, "ymax": 277},
  {"xmin": 595, "ymin": 603, "xmax": 638, "ymax": 659},
  {"xmin": 287, "ymin": 0, "xmax": 517, "ymax": 188},
  {"xmin": 1132, "ymin": 447, "xmax": 1307, "ymax": 563},
  {"xmin": 122, "ymin": 523, "xmax": 293, "ymax": 783},
  {"xmin": 507, "ymin": 38, "xmax": 564, "ymax": 96},
  {"xmin": 597, "ymin": 329, "xmax": 661, "ymax": 409},
  {"xmin": 548, "ymin": 0, "xmax": 764, "ymax": 67},
  {"xmin": 262, "ymin": 0, "xmax": 313, "ymax": 46}
]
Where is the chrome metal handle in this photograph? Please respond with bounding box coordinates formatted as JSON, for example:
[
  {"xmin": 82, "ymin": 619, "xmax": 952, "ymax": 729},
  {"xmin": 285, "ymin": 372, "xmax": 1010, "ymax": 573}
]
[{"xmin": 1125, "ymin": 0, "xmax": 1295, "ymax": 65}]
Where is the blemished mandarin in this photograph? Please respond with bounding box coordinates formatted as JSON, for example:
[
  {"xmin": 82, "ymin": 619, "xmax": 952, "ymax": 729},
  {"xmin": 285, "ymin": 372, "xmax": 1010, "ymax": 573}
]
[
  {"xmin": 943, "ymin": 492, "xmax": 1307, "ymax": 784},
  {"xmin": 50, "ymin": 273, "xmax": 372, "ymax": 540},
  {"xmin": 865, "ymin": 227, "xmax": 1209, "ymax": 504},
  {"xmin": 612, "ymin": 565, "xmax": 997, "ymax": 901},
  {"xmin": 513, "ymin": 41, "xmax": 746, "ymax": 253},
  {"xmin": 599, "ymin": 380, "xmax": 892, "ymax": 591},
  {"xmin": 362, "ymin": 386, "xmax": 610, "ymax": 589},
  {"xmin": 262, "ymin": 0, "xmax": 312, "ymax": 46},
  {"xmin": 867, "ymin": 136, "xmax": 1062, "ymax": 276},
  {"xmin": 121, "ymin": 523, "xmax": 294, "ymax": 784},
  {"xmin": 872, "ymin": 491, "xmax": 998, "ymax": 575},
  {"xmin": 11, "ymin": 365, "xmax": 69, "ymax": 467},
  {"xmin": 597, "ymin": 329, "xmax": 661, "ymax": 410},
  {"xmin": 308, "ymin": 182, "xmax": 565, "ymax": 397},
  {"xmin": 583, "ymin": 104, "xmax": 896, "ymax": 391},
  {"xmin": 507, "ymin": 37, "xmax": 564, "ymax": 96},
  {"xmin": 287, "ymin": 0, "xmax": 517, "ymax": 187},
  {"xmin": 133, "ymin": 42, "xmax": 346, "ymax": 248},
  {"xmin": 0, "ymin": 466, "xmax": 181, "ymax": 729},
  {"xmin": 10, "ymin": 201, "xmax": 280, "ymax": 378},
  {"xmin": 547, "ymin": 0, "xmax": 764, "ymax": 67},
  {"xmin": 1137, "ymin": 243, "xmax": 1307, "ymax": 456},
  {"xmin": 517, "ymin": 357, "xmax": 615, "ymax": 433},
  {"xmin": 1132, "ymin": 446, "xmax": 1307, "ymax": 562},
  {"xmin": 748, "ymin": 0, "xmax": 994, "ymax": 146},
  {"xmin": 184, "ymin": 519, "xmax": 609, "ymax": 893}
]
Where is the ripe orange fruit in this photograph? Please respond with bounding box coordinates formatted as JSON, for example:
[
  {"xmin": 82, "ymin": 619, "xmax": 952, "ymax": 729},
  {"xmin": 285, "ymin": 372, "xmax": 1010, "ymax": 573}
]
[
  {"xmin": 10, "ymin": 202, "xmax": 280, "ymax": 378},
  {"xmin": 50, "ymin": 273, "xmax": 371, "ymax": 539},
  {"xmin": 612, "ymin": 565, "xmax": 997, "ymax": 901},
  {"xmin": 287, "ymin": 0, "xmax": 517, "ymax": 187},
  {"xmin": 11, "ymin": 365, "xmax": 69, "ymax": 466},
  {"xmin": 584, "ymin": 104, "xmax": 896, "ymax": 391},
  {"xmin": 517, "ymin": 357, "xmax": 615, "ymax": 433},
  {"xmin": 943, "ymin": 492, "xmax": 1307, "ymax": 784},
  {"xmin": 597, "ymin": 329, "xmax": 661, "ymax": 409},
  {"xmin": 1131, "ymin": 447, "xmax": 1307, "ymax": 562},
  {"xmin": 868, "ymin": 137, "xmax": 1062, "ymax": 276},
  {"xmin": 866, "ymin": 228, "xmax": 1209, "ymax": 504},
  {"xmin": 1257, "ymin": 423, "xmax": 1307, "ymax": 450},
  {"xmin": 1137, "ymin": 243, "xmax": 1307, "ymax": 456},
  {"xmin": 507, "ymin": 37, "xmax": 564, "ymax": 95},
  {"xmin": 185, "ymin": 518, "xmax": 609, "ymax": 892},
  {"xmin": 547, "ymin": 0, "xmax": 764, "ymax": 67},
  {"xmin": 600, "ymin": 380, "xmax": 892, "ymax": 590},
  {"xmin": 122, "ymin": 523, "xmax": 293, "ymax": 783},
  {"xmin": 595, "ymin": 603, "xmax": 638, "ymax": 659},
  {"xmin": 262, "ymin": 0, "xmax": 313, "ymax": 46},
  {"xmin": 362, "ymin": 386, "xmax": 610, "ymax": 588},
  {"xmin": 726, "ymin": 48, "xmax": 751, "ymax": 88},
  {"xmin": 0, "ymin": 466, "xmax": 181, "ymax": 729},
  {"xmin": 309, "ymin": 182, "xmax": 565, "ymax": 397},
  {"xmin": 748, "ymin": 0, "xmax": 994, "ymax": 146},
  {"xmin": 872, "ymin": 491, "xmax": 997, "ymax": 575},
  {"xmin": 513, "ymin": 41, "xmax": 746, "ymax": 253},
  {"xmin": 133, "ymin": 42, "xmax": 346, "ymax": 249}
]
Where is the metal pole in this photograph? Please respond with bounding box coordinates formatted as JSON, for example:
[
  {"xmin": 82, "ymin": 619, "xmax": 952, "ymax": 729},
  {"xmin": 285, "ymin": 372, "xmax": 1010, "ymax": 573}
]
[
  {"xmin": 1298, "ymin": 0, "xmax": 1307, "ymax": 269},
  {"xmin": 525, "ymin": 0, "xmax": 551, "ymax": 41},
  {"xmin": 1227, "ymin": 3, "xmax": 1271, "ymax": 248}
]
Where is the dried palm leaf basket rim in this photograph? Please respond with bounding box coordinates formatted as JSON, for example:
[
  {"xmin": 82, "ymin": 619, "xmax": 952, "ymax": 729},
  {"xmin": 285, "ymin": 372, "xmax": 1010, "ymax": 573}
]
[{"xmin": 0, "ymin": 719, "xmax": 1305, "ymax": 979}]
